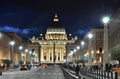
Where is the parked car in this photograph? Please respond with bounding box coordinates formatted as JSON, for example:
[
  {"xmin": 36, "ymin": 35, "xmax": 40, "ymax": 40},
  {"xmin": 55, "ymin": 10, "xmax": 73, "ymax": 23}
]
[
  {"xmin": 20, "ymin": 65, "xmax": 27, "ymax": 71},
  {"xmin": 20, "ymin": 67, "xmax": 27, "ymax": 71}
]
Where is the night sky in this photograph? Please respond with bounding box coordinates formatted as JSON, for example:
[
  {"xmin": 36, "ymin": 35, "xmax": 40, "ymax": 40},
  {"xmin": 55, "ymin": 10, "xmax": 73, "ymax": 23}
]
[{"xmin": 0, "ymin": 0, "xmax": 120, "ymax": 38}]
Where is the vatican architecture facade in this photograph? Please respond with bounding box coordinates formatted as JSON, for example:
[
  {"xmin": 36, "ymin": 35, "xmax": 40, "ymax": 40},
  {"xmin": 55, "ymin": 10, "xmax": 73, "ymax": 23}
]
[{"xmin": 28, "ymin": 14, "xmax": 78, "ymax": 64}]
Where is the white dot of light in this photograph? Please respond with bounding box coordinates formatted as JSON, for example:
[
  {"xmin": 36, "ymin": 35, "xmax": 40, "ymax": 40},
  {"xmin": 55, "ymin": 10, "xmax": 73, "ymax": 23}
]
[
  {"xmin": 19, "ymin": 46, "xmax": 23, "ymax": 50},
  {"xmin": 33, "ymin": 53, "xmax": 35, "ymax": 55},
  {"xmin": 76, "ymin": 46, "xmax": 80, "ymax": 50},
  {"xmin": 9, "ymin": 41, "xmax": 15, "ymax": 46},
  {"xmin": 74, "ymin": 49, "xmax": 76, "ymax": 52},
  {"xmin": 103, "ymin": 16, "xmax": 110, "ymax": 24},
  {"xmin": 88, "ymin": 33, "xmax": 93, "ymax": 39},
  {"xmin": 81, "ymin": 41, "xmax": 85, "ymax": 46},
  {"xmin": 25, "ymin": 49, "xmax": 28, "ymax": 52}
]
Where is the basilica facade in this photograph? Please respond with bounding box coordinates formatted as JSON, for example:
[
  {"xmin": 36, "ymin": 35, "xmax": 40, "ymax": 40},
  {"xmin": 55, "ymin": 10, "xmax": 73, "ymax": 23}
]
[{"xmin": 26, "ymin": 14, "xmax": 78, "ymax": 64}]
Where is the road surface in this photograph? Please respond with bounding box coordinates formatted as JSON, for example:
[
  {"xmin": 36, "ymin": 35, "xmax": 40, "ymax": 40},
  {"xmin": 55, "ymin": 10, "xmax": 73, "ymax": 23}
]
[{"xmin": 0, "ymin": 65, "xmax": 65, "ymax": 79}]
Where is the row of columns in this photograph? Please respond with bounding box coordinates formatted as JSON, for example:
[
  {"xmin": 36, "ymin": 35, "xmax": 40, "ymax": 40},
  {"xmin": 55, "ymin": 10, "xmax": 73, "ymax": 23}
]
[{"xmin": 41, "ymin": 47, "xmax": 65, "ymax": 62}]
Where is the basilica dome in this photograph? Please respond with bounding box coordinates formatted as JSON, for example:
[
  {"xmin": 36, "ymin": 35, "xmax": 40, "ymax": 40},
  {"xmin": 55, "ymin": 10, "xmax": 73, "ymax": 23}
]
[
  {"xmin": 45, "ymin": 14, "xmax": 67, "ymax": 40},
  {"xmin": 46, "ymin": 14, "xmax": 66, "ymax": 35}
]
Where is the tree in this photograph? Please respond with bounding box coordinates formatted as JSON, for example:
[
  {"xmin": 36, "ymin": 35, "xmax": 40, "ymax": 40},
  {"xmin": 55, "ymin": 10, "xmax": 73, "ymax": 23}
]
[{"xmin": 111, "ymin": 49, "xmax": 120, "ymax": 67}]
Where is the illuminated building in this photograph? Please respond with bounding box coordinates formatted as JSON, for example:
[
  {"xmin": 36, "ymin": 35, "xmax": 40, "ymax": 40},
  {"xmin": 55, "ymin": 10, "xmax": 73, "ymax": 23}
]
[
  {"xmin": 82, "ymin": 28, "xmax": 104, "ymax": 65},
  {"xmin": 28, "ymin": 14, "xmax": 78, "ymax": 64},
  {"xmin": 109, "ymin": 8, "xmax": 120, "ymax": 64},
  {"xmin": 0, "ymin": 32, "xmax": 23, "ymax": 65}
]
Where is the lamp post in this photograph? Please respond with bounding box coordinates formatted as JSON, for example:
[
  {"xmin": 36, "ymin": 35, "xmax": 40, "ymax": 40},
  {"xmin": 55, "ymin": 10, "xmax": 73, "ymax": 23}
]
[
  {"xmin": 81, "ymin": 41, "xmax": 85, "ymax": 59},
  {"xmin": 9, "ymin": 41, "xmax": 15, "ymax": 63},
  {"xmin": 19, "ymin": 46, "xmax": 23, "ymax": 61},
  {"xmin": 88, "ymin": 33, "xmax": 93, "ymax": 65},
  {"xmin": 102, "ymin": 16, "xmax": 110, "ymax": 70}
]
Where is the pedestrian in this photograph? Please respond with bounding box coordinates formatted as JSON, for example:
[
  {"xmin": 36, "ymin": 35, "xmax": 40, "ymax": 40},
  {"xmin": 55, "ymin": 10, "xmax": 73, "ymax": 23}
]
[
  {"xmin": 0, "ymin": 65, "xmax": 2, "ymax": 76},
  {"xmin": 76, "ymin": 64, "xmax": 80, "ymax": 76}
]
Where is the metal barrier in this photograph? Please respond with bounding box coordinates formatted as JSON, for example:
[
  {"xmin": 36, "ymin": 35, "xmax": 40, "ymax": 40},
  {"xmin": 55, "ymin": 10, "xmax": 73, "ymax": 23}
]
[
  {"xmin": 80, "ymin": 68, "xmax": 118, "ymax": 79},
  {"xmin": 61, "ymin": 67, "xmax": 79, "ymax": 79},
  {"xmin": 61, "ymin": 65, "xmax": 119, "ymax": 79}
]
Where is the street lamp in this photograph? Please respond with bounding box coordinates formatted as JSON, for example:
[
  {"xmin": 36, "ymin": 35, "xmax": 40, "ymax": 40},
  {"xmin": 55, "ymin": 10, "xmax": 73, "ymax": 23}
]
[
  {"xmin": 76, "ymin": 46, "xmax": 80, "ymax": 50},
  {"xmin": 81, "ymin": 41, "xmax": 85, "ymax": 60},
  {"xmin": 81, "ymin": 41, "xmax": 85, "ymax": 46},
  {"xmin": 88, "ymin": 33, "xmax": 93, "ymax": 65},
  {"xmin": 102, "ymin": 16, "xmax": 110, "ymax": 70},
  {"xmin": 10, "ymin": 41, "xmax": 15, "ymax": 46},
  {"xmin": 19, "ymin": 46, "xmax": 23, "ymax": 50},
  {"xmin": 19, "ymin": 46, "xmax": 23, "ymax": 61},
  {"xmin": 9, "ymin": 41, "xmax": 15, "ymax": 63},
  {"xmin": 25, "ymin": 49, "xmax": 28, "ymax": 53},
  {"xmin": 74, "ymin": 49, "xmax": 77, "ymax": 52}
]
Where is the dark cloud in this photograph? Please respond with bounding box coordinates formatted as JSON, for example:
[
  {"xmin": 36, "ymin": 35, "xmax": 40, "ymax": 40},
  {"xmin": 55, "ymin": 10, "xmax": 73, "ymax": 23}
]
[
  {"xmin": 0, "ymin": 26, "xmax": 29, "ymax": 34},
  {"xmin": 0, "ymin": 26, "xmax": 42, "ymax": 37}
]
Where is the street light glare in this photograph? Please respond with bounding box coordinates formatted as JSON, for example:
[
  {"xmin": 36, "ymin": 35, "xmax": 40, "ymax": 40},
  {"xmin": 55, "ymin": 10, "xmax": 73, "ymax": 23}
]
[
  {"xmin": 77, "ymin": 46, "xmax": 80, "ymax": 49},
  {"xmin": 88, "ymin": 33, "xmax": 93, "ymax": 39},
  {"xmin": 25, "ymin": 49, "xmax": 28, "ymax": 52},
  {"xmin": 81, "ymin": 41, "xmax": 85, "ymax": 46},
  {"xmin": 74, "ymin": 49, "xmax": 76, "ymax": 52},
  {"xmin": 10, "ymin": 41, "xmax": 15, "ymax": 46},
  {"xmin": 103, "ymin": 17, "xmax": 110, "ymax": 24},
  {"xmin": 19, "ymin": 46, "xmax": 23, "ymax": 50}
]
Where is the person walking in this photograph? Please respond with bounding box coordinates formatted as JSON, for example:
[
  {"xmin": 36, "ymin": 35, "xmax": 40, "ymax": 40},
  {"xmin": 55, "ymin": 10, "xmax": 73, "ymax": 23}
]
[
  {"xmin": 0, "ymin": 65, "xmax": 2, "ymax": 76},
  {"xmin": 76, "ymin": 64, "xmax": 80, "ymax": 76}
]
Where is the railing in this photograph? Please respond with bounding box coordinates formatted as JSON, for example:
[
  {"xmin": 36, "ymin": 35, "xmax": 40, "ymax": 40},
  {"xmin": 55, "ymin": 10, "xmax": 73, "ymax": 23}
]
[
  {"xmin": 61, "ymin": 66, "xmax": 79, "ymax": 79},
  {"xmin": 61, "ymin": 65, "xmax": 119, "ymax": 79},
  {"xmin": 80, "ymin": 68, "xmax": 118, "ymax": 79}
]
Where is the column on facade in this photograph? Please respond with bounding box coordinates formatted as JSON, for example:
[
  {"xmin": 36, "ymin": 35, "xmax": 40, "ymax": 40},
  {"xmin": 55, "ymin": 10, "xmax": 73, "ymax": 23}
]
[
  {"xmin": 36, "ymin": 49, "xmax": 39, "ymax": 63},
  {"xmin": 49, "ymin": 48, "xmax": 50, "ymax": 61},
  {"xmin": 41, "ymin": 47, "xmax": 43, "ymax": 61},
  {"xmin": 55, "ymin": 47, "xmax": 58, "ymax": 61},
  {"xmin": 64, "ymin": 47, "xmax": 66, "ymax": 60},
  {"xmin": 47, "ymin": 47, "xmax": 49, "ymax": 61},
  {"xmin": 52, "ymin": 46, "xmax": 54, "ymax": 62},
  {"xmin": 61, "ymin": 48, "xmax": 63, "ymax": 61},
  {"xmin": 60, "ymin": 48, "xmax": 61, "ymax": 61}
]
